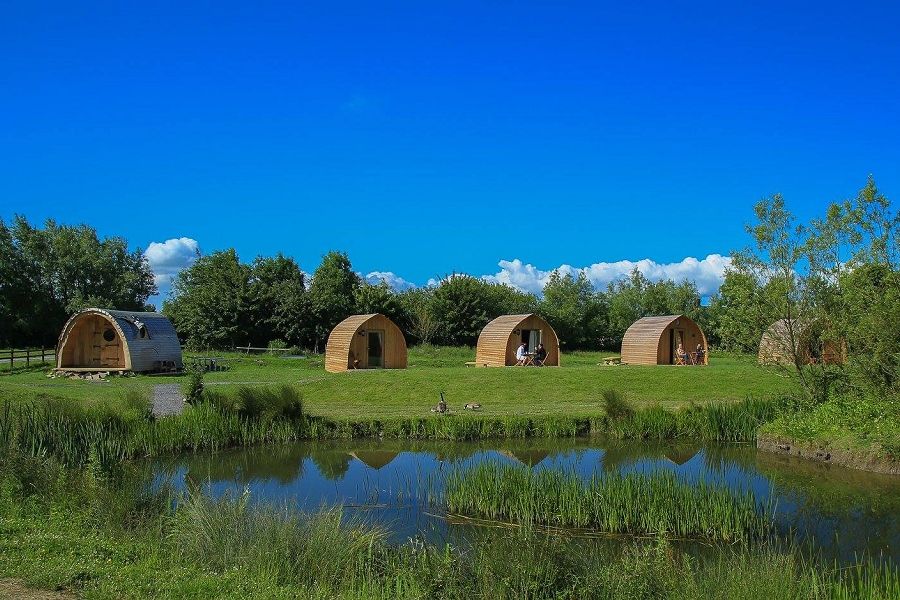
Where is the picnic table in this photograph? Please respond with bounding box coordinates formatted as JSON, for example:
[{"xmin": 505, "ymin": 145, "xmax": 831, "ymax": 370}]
[{"xmin": 188, "ymin": 356, "xmax": 228, "ymax": 372}]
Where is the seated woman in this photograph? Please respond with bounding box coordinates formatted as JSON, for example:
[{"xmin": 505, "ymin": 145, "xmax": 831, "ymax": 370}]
[
  {"xmin": 675, "ymin": 343, "xmax": 687, "ymax": 365},
  {"xmin": 694, "ymin": 343, "xmax": 706, "ymax": 365},
  {"xmin": 534, "ymin": 343, "xmax": 547, "ymax": 366}
]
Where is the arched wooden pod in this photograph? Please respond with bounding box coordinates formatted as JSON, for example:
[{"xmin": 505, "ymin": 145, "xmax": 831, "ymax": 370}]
[
  {"xmin": 325, "ymin": 313, "xmax": 408, "ymax": 373},
  {"xmin": 620, "ymin": 315, "xmax": 708, "ymax": 365},
  {"xmin": 57, "ymin": 308, "xmax": 182, "ymax": 372},
  {"xmin": 474, "ymin": 314, "xmax": 560, "ymax": 367}
]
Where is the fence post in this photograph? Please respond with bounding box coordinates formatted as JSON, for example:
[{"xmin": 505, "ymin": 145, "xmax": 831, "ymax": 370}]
[
  {"xmin": 8, "ymin": 349, "xmax": 12, "ymax": 370},
  {"xmin": 26, "ymin": 348, "xmax": 30, "ymax": 366}
]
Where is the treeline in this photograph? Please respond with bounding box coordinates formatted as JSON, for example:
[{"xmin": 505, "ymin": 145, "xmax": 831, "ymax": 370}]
[
  {"xmin": 160, "ymin": 249, "xmax": 706, "ymax": 352},
  {"xmin": 3, "ymin": 176, "xmax": 896, "ymax": 395},
  {"xmin": 0, "ymin": 216, "xmax": 155, "ymax": 347}
]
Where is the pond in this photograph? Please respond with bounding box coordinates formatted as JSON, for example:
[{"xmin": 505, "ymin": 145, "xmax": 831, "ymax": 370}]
[{"xmin": 149, "ymin": 438, "xmax": 900, "ymax": 563}]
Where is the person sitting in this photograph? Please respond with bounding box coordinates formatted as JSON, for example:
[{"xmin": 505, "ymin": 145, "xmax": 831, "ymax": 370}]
[
  {"xmin": 515, "ymin": 342, "xmax": 528, "ymax": 366},
  {"xmin": 534, "ymin": 343, "xmax": 547, "ymax": 366},
  {"xmin": 694, "ymin": 344, "xmax": 706, "ymax": 365},
  {"xmin": 675, "ymin": 343, "xmax": 687, "ymax": 365},
  {"xmin": 348, "ymin": 350, "xmax": 360, "ymax": 369}
]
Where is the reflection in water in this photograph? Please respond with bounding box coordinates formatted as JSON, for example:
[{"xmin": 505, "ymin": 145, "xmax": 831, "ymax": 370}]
[
  {"xmin": 348, "ymin": 450, "xmax": 399, "ymax": 470},
  {"xmin": 149, "ymin": 438, "xmax": 900, "ymax": 564},
  {"xmin": 309, "ymin": 450, "xmax": 352, "ymax": 481}
]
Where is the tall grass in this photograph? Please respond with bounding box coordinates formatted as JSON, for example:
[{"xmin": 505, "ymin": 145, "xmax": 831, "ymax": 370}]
[
  {"xmin": 603, "ymin": 394, "xmax": 789, "ymax": 441},
  {"xmin": 0, "ymin": 390, "xmax": 789, "ymax": 468},
  {"xmin": 445, "ymin": 461, "xmax": 773, "ymax": 542},
  {"xmin": 0, "ymin": 387, "xmax": 308, "ymax": 468}
]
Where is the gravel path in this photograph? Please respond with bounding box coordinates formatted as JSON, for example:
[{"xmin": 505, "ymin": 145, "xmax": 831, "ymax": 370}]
[{"xmin": 152, "ymin": 383, "xmax": 185, "ymax": 418}]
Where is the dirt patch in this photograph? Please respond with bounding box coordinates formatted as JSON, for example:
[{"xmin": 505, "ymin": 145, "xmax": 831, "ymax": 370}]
[
  {"xmin": 757, "ymin": 433, "xmax": 900, "ymax": 475},
  {"xmin": 0, "ymin": 579, "xmax": 73, "ymax": 599}
]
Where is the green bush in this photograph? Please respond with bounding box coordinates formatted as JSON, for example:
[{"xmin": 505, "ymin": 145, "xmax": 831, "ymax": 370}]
[
  {"xmin": 601, "ymin": 388, "xmax": 634, "ymax": 420},
  {"xmin": 182, "ymin": 365, "xmax": 204, "ymax": 405}
]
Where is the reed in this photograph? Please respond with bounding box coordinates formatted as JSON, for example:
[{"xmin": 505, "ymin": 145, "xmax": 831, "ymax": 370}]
[
  {"xmin": 0, "ymin": 392, "xmax": 787, "ymax": 469},
  {"xmin": 444, "ymin": 462, "xmax": 773, "ymax": 542}
]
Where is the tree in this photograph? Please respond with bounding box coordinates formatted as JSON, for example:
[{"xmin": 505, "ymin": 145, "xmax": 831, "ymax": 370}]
[
  {"xmin": 308, "ymin": 251, "xmax": 360, "ymax": 351},
  {"xmin": 606, "ymin": 268, "xmax": 701, "ymax": 345},
  {"xmin": 429, "ymin": 275, "xmax": 492, "ymax": 346},
  {"xmin": 163, "ymin": 249, "xmax": 250, "ymax": 350},
  {"xmin": 707, "ymin": 270, "xmax": 773, "ymax": 352},
  {"xmin": 354, "ymin": 281, "xmax": 409, "ymax": 331},
  {"xmin": 247, "ymin": 254, "xmax": 310, "ymax": 347},
  {"xmin": 540, "ymin": 271, "xmax": 606, "ymax": 349},
  {"xmin": 399, "ymin": 288, "xmax": 439, "ymax": 345},
  {"xmin": 733, "ymin": 179, "xmax": 900, "ymax": 402},
  {"xmin": 0, "ymin": 216, "xmax": 156, "ymax": 346}
]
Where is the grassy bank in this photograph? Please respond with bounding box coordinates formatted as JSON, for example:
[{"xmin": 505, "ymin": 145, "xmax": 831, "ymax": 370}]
[
  {"xmin": 0, "ymin": 348, "xmax": 794, "ymax": 418},
  {"xmin": 0, "ymin": 388, "xmax": 786, "ymax": 468},
  {"xmin": 1, "ymin": 454, "xmax": 896, "ymax": 599},
  {"xmin": 758, "ymin": 394, "xmax": 900, "ymax": 473},
  {"xmin": 444, "ymin": 462, "xmax": 772, "ymax": 542}
]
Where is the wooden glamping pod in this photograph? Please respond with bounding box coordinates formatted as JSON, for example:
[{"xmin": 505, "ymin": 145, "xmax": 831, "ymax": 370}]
[
  {"xmin": 758, "ymin": 319, "xmax": 845, "ymax": 365},
  {"xmin": 325, "ymin": 313, "xmax": 408, "ymax": 373},
  {"xmin": 620, "ymin": 315, "xmax": 708, "ymax": 365},
  {"xmin": 56, "ymin": 308, "xmax": 182, "ymax": 372},
  {"xmin": 474, "ymin": 314, "xmax": 560, "ymax": 367}
]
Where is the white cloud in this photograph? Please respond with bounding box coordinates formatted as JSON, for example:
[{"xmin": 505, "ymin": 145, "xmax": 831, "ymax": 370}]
[
  {"xmin": 364, "ymin": 271, "xmax": 416, "ymax": 291},
  {"xmin": 144, "ymin": 237, "xmax": 200, "ymax": 287},
  {"xmin": 483, "ymin": 254, "xmax": 733, "ymax": 296}
]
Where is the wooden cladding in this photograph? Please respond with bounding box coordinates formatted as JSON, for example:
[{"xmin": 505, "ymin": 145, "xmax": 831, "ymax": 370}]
[
  {"xmin": 474, "ymin": 314, "xmax": 560, "ymax": 367},
  {"xmin": 57, "ymin": 308, "xmax": 182, "ymax": 372},
  {"xmin": 620, "ymin": 315, "xmax": 708, "ymax": 366},
  {"xmin": 325, "ymin": 313, "xmax": 408, "ymax": 373}
]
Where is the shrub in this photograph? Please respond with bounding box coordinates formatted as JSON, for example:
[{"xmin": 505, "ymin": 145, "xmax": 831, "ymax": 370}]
[
  {"xmin": 602, "ymin": 389, "xmax": 633, "ymax": 420},
  {"xmin": 182, "ymin": 365, "xmax": 204, "ymax": 406}
]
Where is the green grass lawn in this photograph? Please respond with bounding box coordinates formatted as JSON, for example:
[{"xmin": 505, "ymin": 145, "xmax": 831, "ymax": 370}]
[{"xmin": 0, "ymin": 347, "xmax": 795, "ymax": 419}]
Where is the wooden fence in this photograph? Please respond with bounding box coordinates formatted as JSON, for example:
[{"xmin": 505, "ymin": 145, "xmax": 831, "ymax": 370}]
[{"xmin": 2, "ymin": 348, "xmax": 56, "ymax": 369}]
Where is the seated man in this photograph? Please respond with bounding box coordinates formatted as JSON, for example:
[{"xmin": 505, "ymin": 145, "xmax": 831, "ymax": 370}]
[
  {"xmin": 515, "ymin": 342, "xmax": 528, "ymax": 366},
  {"xmin": 348, "ymin": 350, "xmax": 360, "ymax": 369},
  {"xmin": 533, "ymin": 343, "xmax": 547, "ymax": 366},
  {"xmin": 694, "ymin": 343, "xmax": 706, "ymax": 365}
]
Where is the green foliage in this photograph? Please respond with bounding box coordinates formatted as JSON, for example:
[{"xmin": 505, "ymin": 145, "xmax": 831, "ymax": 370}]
[
  {"xmin": 731, "ymin": 177, "xmax": 900, "ymax": 405},
  {"xmin": 430, "ymin": 275, "xmax": 527, "ymax": 346},
  {"xmin": 246, "ymin": 253, "xmax": 310, "ymax": 347},
  {"xmin": 164, "ymin": 250, "xmax": 314, "ymax": 350},
  {"xmin": 1, "ymin": 453, "xmax": 897, "ymax": 599},
  {"xmin": 354, "ymin": 280, "xmax": 410, "ymax": 330},
  {"xmin": 540, "ymin": 270, "xmax": 606, "ymax": 349},
  {"xmin": 182, "ymin": 365, "xmax": 204, "ymax": 405},
  {"xmin": 445, "ymin": 462, "xmax": 773, "ymax": 541},
  {"xmin": 606, "ymin": 267, "xmax": 702, "ymax": 343},
  {"xmin": 761, "ymin": 394, "xmax": 900, "ymax": 460},
  {"xmin": 164, "ymin": 249, "xmax": 249, "ymax": 350},
  {"xmin": 309, "ymin": 251, "xmax": 361, "ymax": 348},
  {"xmin": 0, "ymin": 215, "xmax": 156, "ymax": 347},
  {"xmin": 708, "ymin": 270, "xmax": 775, "ymax": 352},
  {"xmin": 601, "ymin": 388, "xmax": 633, "ymax": 420}
]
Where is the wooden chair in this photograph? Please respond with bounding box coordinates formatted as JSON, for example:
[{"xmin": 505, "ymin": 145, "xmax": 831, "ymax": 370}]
[{"xmin": 674, "ymin": 350, "xmax": 686, "ymax": 366}]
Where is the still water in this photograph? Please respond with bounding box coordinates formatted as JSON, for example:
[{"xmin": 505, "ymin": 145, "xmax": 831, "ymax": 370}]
[{"xmin": 149, "ymin": 439, "xmax": 900, "ymax": 562}]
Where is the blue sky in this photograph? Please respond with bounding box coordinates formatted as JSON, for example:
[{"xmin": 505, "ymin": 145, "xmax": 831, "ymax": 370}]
[{"xmin": 2, "ymin": 1, "xmax": 898, "ymax": 305}]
